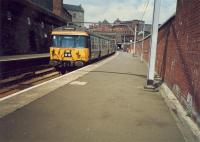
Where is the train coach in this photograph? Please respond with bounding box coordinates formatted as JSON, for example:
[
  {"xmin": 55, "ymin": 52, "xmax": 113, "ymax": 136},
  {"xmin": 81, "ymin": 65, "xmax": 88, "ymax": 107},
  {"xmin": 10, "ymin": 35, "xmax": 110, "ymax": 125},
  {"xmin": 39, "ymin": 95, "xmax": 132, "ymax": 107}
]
[{"xmin": 49, "ymin": 27, "xmax": 116, "ymax": 74}]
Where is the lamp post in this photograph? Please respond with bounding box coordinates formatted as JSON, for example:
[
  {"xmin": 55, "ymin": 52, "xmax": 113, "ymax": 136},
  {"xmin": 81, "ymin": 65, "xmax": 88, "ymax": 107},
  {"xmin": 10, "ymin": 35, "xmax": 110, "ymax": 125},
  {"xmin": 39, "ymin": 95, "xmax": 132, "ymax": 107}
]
[
  {"xmin": 146, "ymin": 0, "xmax": 161, "ymax": 87},
  {"xmin": 141, "ymin": 23, "xmax": 145, "ymax": 62},
  {"xmin": 133, "ymin": 25, "xmax": 137, "ymax": 55}
]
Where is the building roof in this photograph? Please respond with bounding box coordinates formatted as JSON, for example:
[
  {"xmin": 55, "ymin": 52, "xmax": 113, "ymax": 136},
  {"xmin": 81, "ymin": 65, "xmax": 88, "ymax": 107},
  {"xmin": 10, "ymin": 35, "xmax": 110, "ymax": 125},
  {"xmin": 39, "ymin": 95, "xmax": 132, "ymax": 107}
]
[
  {"xmin": 102, "ymin": 19, "xmax": 110, "ymax": 24},
  {"xmin": 114, "ymin": 18, "xmax": 121, "ymax": 24},
  {"xmin": 63, "ymin": 4, "xmax": 84, "ymax": 12},
  {"xmin": 11, "ymin": 0, "xmax": 67, "ymax": 23}
]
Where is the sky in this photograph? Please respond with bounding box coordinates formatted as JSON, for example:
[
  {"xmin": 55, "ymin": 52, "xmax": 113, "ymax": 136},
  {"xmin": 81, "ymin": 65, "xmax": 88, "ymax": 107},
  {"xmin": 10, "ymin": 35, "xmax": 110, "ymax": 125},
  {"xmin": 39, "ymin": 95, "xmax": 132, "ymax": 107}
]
[{"xmin": 63, "ymin": 0, "xmax": 177, "ymax": 24}]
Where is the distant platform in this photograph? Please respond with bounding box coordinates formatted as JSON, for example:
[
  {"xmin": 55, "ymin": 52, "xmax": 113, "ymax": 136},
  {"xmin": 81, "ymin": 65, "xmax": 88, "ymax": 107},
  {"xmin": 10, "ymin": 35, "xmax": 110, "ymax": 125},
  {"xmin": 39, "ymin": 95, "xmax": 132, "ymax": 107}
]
[{"xmin": 0, "ymin": 53, "xmax": 50, "ymax": 62}]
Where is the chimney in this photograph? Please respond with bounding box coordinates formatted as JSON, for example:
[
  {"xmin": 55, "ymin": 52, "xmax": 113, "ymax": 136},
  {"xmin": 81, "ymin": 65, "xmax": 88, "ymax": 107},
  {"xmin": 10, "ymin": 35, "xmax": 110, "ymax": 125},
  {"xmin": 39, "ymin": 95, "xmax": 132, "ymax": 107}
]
[{"xmin": 53, "ymin": 0, "xmax": 62, "ymax": 16}]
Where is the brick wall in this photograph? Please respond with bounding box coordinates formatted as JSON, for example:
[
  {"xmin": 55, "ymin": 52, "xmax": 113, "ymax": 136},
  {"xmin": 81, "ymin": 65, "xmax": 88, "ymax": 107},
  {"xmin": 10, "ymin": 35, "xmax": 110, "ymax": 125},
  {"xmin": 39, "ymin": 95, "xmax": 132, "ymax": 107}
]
[
  {"xmin": 53, "ymin": 0, "xmax": 72, "ymax": 22},
  {"xmin": 0, "ymin": 0, "xmax": 66, "ymax": 55},
  {"xmin": 53, "ymin": 0, "xmax": 62, "ymax": 16},
  {"xmin": 135, "ymin": 0, "xmax": 200, "ymax": 126}
]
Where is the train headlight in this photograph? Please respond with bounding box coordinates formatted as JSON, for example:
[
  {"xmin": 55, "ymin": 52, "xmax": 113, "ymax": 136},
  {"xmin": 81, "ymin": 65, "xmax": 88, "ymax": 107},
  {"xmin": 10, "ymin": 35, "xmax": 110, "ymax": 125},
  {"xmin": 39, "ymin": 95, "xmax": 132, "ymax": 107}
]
[{"xmin": 64, "ymin": 53, "xmax": 71, "ymax": 57}]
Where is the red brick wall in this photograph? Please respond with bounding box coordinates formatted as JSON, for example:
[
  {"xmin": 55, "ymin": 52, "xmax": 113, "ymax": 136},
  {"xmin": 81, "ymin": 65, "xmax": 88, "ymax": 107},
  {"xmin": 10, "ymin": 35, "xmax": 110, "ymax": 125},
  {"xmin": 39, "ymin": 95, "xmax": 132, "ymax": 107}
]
[
  {"xmin": 53, "ymin": 0, "xmax": 72, "ymax": 22},
  {"xmin": 53, "ymin": 0, "xmax": 62, "ymax": 16},
  {"xmin": 135, "ymin": 0, "xmax": 200, "ymax": 125},
  {"xmin": 0, "ymin": 0, "xmax": 66, "ymax": 55}
]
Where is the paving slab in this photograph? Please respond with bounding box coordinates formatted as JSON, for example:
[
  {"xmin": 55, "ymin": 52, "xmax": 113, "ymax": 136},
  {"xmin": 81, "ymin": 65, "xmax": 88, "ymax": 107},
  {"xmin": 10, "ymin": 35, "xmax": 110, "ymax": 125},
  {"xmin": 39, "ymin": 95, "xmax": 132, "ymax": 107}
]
[{"xmin": 0, "ymin": 52, "xmax": 186, "ymax": 142}]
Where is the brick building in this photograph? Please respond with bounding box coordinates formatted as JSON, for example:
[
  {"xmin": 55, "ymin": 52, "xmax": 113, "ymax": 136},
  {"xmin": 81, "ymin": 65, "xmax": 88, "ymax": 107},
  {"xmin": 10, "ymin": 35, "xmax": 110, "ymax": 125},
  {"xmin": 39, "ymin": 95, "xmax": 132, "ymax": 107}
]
[
  {"xmin": 0, "ymin": 0, "xmax": 72, "ymax": 56},
  {"xmin": 135, "ymin": 0, "xmax": 200, "ymax": 126},
  {"xmin": 63, "ymin": 4, "xmax": 84, "ymax": 27},
  {"xmin": 52, "ymin": 0, "xmax": 71, "ymax": 22},
  {"xmin": 30, "ymin": 0, "xmax": 71, "ymax": 22},
  {"xmin": 89, "ymin": 20, "xmax": 112, "ymax": 32},
  {"xmin": 144, "ymin": 24, "xmax": 152, "ymax": 35},
  {"xmin": 113, "ymin": 19, "xmax": 144, "ymax": 33},
  {"xmin": 89, "ymin": 19, "xmax": 145, "ymax": 43}
]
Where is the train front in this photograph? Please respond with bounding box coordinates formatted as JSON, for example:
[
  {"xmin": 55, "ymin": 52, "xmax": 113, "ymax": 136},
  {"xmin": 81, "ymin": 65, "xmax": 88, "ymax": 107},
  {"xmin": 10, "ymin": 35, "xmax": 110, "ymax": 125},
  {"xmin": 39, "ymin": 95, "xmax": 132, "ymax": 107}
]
[{"xmin": 50, "ymin": 29, "xmax": 89, "ymax": 73}]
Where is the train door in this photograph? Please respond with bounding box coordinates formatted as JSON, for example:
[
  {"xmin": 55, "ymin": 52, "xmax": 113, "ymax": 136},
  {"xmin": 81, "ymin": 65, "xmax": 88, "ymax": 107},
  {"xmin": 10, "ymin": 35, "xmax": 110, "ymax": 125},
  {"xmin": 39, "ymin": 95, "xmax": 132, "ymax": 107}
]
[
  {"xmin": 99, "ymin": 38, "xmax": 102, "ymax": 58},
  {"xmin": 88, "ymin": 36, "xmax": 91, "ymax": 59},
  {"xmin": 90, "ymin": 36, "xmax": 96, "ymax": 60}
]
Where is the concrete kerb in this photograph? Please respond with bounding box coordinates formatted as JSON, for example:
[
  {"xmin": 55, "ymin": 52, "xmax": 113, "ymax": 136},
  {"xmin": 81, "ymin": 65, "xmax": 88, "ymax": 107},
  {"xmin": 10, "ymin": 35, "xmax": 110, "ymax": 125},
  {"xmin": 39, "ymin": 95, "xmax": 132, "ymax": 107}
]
[{"xmin": 160, "ymin": 83, "xmax": 200, "ymax": 142}]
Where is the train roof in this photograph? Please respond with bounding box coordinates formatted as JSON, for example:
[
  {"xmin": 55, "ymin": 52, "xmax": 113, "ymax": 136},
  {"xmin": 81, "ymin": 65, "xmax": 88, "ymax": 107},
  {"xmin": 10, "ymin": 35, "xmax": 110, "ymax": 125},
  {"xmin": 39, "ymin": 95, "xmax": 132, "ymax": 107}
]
[
  {"xmin": 52, "ymin": 27, "xmax": 89, "ymax": 36},
  {"xmin": 52, "ymin": 30, "xmax": 89, "ymax": 36},
  {"xmin": 52, "ymin": 26, "xmax": 114, "ymax": 41}
]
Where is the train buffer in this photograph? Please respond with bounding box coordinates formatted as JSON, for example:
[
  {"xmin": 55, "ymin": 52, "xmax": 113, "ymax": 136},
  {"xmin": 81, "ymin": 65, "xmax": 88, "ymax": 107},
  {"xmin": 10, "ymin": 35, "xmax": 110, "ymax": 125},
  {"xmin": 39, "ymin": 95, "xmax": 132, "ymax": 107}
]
[{"xmin": 0, "ymin": 51, "xmax": 197, "ymax": 142}]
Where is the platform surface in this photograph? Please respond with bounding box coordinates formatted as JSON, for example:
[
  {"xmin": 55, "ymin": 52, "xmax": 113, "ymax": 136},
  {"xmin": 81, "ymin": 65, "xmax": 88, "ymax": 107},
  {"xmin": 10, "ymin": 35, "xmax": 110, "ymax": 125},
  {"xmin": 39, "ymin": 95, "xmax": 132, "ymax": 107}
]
[
  {"xmin": 0, "ymin": 53, "xmax": 49, "ymax": 62},
  {"xmin": 0, "ymin": 52, "xmax": 186, "ymax": 142}
]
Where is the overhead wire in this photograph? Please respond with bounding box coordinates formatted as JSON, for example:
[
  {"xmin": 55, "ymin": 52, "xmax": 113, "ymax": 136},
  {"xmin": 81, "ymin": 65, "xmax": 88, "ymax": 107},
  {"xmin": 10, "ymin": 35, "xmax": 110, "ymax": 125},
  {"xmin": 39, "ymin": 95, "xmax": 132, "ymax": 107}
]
[{"xmin": 140, "ymin": 0, "xmax": 151, "ymax": 21}]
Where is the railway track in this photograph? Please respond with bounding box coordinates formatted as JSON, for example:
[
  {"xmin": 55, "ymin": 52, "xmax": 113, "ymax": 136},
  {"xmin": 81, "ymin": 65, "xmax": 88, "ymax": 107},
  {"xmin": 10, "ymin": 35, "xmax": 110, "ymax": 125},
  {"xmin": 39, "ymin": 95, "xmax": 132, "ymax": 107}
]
[
  {"xmin": 0, "ymin": 66, "xmax": 62, "ymax": 98},
  {"xmin": 0, "ymin": 55, "xmax": 57, "ymax": 98},
  {"xmin": 0, "ymin": 54, "xmax": 114, "ymax": 99}
]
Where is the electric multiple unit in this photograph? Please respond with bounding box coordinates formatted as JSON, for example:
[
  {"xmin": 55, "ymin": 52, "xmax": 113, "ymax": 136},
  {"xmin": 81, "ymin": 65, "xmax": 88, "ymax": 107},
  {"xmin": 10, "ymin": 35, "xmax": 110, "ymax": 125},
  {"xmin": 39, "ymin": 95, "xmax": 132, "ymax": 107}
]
[{"xmin": 50, "ymin": 27, "xmax": 116, "ymax": 74}]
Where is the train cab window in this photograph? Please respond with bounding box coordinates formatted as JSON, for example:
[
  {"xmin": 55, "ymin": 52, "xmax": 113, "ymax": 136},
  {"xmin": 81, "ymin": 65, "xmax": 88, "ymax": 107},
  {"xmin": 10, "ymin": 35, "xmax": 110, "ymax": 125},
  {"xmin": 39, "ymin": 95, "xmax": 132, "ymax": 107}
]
[
  {"xmin": 76, "ymin": 36, "xmax": 86, "ymax": 48},
  {"xmin": 53, "ymin": 36, "xmax": 61, "ymax": 47},
  {"xmin": 61, "ymin": 36, "xmax": 74, "ymax": 47},
  {"xmin": 52, "ymin": 35, "xmax": 87, "ymax": 48}
]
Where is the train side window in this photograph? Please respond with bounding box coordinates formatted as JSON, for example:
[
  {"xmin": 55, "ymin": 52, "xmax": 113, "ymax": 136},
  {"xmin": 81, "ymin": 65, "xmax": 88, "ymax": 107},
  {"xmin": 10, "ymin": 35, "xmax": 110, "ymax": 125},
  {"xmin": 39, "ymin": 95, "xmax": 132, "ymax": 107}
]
[
  {"xmin": 100, "ymin": 39, "xmax": 103, "ymax": 50},
  {"xmin": 95, "ymin": 37, "xmax": 98, "ymax": 49},
  {"xmin": 91, "ymin": 36, "xmax": 95, "ymax": 49},
  {"xmin": 87, "ymin": 37, "xmax": 91, "ymax": 48},
  {"xmin": 93, "ymin": 37, "xmax": 96, "ymax": 49},
  {"xmin": 94, "ymin": 37, "xmax": 97, "ymax": 49},
  {"xmin": 91, "ymin": 36, "xmax": 93, "ymax": 49},
  {"xmin": 98, "ymin": 38, "xmax": 100, "ymax": 50},
  {"xmin": 106, "ymin": 40, "xmax": 108, "ymax": 49},
  {"xmin": 93, "ymin": 37, "xmax": 95, "ymax": 49}
]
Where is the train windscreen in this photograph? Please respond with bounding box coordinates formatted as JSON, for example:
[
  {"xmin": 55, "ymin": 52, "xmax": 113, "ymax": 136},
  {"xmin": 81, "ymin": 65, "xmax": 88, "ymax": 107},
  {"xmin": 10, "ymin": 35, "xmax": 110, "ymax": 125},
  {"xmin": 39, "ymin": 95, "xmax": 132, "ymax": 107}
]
[{"xmin": 53, "ymin": 35, "xmax": 87, "ymax": 48}]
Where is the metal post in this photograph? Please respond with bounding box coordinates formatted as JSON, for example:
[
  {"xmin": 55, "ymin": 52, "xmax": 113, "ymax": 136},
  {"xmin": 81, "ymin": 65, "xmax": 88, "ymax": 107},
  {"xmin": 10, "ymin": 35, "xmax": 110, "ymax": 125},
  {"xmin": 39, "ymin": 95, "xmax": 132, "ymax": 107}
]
[
  {"xmin": 146, "ymin": 0, "xmax": 161, "ymax": 86},
  {"xmin": 141, "ymin": 23, "xmax": 145, "ymax": 62},
  {"xmin": 133, "ymin": 25, "xmax": 137, "ymax": 54}
]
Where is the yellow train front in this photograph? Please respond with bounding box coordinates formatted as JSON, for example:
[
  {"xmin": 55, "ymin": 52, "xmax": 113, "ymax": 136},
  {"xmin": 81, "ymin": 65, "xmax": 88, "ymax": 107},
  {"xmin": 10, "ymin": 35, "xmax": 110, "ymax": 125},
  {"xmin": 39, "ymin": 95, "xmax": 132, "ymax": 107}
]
[{"xmin": 50, "ymin": 27, "xmax": 116, "ymax": 74}]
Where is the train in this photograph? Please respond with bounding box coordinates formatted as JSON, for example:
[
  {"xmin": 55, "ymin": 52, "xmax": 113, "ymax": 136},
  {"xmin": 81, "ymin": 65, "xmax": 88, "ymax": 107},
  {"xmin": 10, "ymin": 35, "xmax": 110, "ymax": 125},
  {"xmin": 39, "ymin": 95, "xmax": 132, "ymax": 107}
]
[{"xmin": 49, "ymin": 27, "xmax": 116, "ymax": 74}]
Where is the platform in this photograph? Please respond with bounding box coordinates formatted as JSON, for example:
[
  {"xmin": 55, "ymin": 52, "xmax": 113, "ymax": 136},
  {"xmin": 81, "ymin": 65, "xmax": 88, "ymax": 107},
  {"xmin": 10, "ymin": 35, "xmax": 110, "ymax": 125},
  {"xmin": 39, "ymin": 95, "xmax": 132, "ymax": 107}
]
[
  {"xmin": 0, "ymin": 53, "xmax": 49, "ymax": 62},
  {"xmin": 0, "ymin": 52, "xmax": 187, "ymax": 142}
]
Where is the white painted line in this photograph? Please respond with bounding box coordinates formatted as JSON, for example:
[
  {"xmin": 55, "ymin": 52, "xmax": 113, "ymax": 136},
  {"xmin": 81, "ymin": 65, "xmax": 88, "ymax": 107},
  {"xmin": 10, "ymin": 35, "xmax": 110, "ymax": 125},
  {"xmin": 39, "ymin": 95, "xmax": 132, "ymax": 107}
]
[
  {"xmin": 0, "ymin": 65, "xmax": 89, "ymax": 102},
  {"xmin": 0, "ymin": 53, "xmax": 119, "ymax": 102},
  {"xmin": 70, "ymin": 81, "xmax": 88, "ymax": 86}
]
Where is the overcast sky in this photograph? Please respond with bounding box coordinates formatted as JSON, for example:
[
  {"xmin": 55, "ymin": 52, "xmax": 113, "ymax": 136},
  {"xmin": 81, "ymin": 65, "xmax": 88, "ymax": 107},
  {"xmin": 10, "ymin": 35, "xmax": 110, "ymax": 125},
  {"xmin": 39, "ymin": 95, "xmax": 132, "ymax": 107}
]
[{"xmin": 63, "ymin": 0, "xmax": 177, "ymax": 24}]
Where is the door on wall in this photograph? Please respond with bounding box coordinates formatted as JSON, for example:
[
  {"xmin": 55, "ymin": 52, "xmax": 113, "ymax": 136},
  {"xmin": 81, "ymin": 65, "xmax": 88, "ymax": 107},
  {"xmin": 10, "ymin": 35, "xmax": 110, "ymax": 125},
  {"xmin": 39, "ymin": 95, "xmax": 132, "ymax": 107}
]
[{"xmin": 29, "ymin": 31, "xmax": 37, "ymax": 53}]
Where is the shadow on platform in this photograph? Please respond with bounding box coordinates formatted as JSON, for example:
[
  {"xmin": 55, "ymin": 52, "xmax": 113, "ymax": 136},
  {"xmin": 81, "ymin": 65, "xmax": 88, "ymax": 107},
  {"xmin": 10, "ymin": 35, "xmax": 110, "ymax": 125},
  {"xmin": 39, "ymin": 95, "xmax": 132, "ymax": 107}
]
[{"xmin": 81, "ymin": 70, "xmax": 147, "ymax": 79}]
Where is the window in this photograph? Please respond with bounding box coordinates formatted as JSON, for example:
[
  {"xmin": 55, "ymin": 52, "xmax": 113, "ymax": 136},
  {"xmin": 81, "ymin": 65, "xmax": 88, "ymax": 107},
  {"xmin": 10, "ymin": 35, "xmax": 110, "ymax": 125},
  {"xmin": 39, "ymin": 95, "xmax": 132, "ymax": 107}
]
[
  {"xmin": 53, "ymin": 35, "xmax": 86, "ymax": 48},
  {"xmin": 27, "ymin": 17, "xmax": 31, "ymax": 25},
  {"xmin": 44, "ymin": 33, "xmax": 48, "ymax": 38},
  {"xmin": 73, "ymin": 13, "xmax": 76, "ymax": 18},
  {"xmin": 7, "ymin": 11, "xmax": 12, "ymax": 21},
  {"xmin": 91, "ymin": 36, "xmax": 95, "ymax": 49},
  {"xmin": 41, "ymin": 22, "xmax": 45, "ymax": 29}
]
